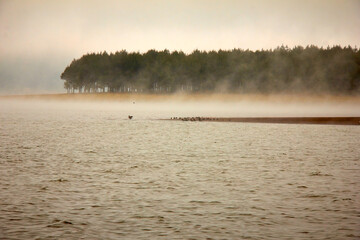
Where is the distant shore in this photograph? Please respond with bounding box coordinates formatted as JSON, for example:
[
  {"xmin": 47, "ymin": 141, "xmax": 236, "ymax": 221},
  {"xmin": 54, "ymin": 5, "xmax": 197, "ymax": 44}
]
[
  {"xmin": 1, "ymin": 92, "xmax": 360, "ymax": 103},
  {"xmin": 167, "ymin": 117, "xmax": 360, "ymax": 125}
]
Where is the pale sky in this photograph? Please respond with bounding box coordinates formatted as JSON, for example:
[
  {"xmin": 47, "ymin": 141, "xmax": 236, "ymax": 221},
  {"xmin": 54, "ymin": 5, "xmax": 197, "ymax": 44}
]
[{"xmin": 0, "ymin": 0, "xmax": 359, "ymax": 93}]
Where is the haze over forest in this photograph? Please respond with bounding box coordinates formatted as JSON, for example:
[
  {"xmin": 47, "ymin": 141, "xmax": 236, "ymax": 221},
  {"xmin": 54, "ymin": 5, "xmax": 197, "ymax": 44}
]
[
  {"xmin": 1, "ymin": 0, "xmax": 359, "ymax": 95},
  {"xmin": 61, "ymin": 46, "xmax": 360, "ymax": 94}
]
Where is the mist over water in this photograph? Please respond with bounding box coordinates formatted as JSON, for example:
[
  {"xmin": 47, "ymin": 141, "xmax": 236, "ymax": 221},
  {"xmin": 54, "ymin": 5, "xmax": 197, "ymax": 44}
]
[
  {"xmin": 2, "ymin": 96, "xmax": 360, "ymax": 118},
  {"xmin": 0, "ymin": 99, "xmax": 359, "ymax": 239}
]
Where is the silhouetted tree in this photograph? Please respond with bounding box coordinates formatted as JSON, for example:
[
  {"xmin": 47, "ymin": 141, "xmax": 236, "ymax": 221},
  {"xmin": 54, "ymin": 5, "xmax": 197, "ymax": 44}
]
[{"xmin": 60, "ymin": 46, "xmax": 360, "ymax": 94}]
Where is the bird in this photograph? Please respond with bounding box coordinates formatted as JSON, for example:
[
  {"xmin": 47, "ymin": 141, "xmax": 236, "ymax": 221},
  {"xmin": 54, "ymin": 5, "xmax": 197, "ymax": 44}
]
[{"xmin": 128, "ymin": 115, "xmax": 133, "ymax": 120}]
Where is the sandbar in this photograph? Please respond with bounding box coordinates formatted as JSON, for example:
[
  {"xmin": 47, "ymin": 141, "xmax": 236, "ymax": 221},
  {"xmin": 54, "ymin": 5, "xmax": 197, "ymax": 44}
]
[{"xmin": 169, "ymin": 117, "xmax": 360, "ymax": 125}]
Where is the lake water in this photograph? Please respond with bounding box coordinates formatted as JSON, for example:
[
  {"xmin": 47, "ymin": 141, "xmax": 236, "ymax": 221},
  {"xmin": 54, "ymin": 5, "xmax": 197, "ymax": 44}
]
[{"xmin": 0, "ymin": 99, "xmax": 359, "ymax": 239}]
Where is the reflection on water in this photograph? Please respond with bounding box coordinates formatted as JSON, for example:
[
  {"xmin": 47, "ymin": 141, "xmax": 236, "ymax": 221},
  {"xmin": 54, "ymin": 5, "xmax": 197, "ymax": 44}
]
[{"xmin": 0, "ymin": 100, "xmax": 359, "ymax": 239}]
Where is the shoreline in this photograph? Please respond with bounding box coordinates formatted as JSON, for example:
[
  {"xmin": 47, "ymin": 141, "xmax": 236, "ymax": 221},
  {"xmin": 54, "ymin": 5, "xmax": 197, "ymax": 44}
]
[
  {"xmin": 168, "ymin": 117, "xmax": 360, "ymax": 125},
  {"xmin": 1, "ymin": 92, "xmax": 360, "ymax": 103}
]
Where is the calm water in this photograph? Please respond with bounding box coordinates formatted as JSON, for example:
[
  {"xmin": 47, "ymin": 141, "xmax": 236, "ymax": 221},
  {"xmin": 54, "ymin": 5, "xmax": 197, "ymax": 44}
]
[{"xmin": 0, "ymin": 100, "xmax": 359, "ymax": 240}]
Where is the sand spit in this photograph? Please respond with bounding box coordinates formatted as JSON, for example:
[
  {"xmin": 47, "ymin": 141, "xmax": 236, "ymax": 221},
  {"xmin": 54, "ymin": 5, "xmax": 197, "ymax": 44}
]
[
  {"xmin": 1, "ymin": 93, "xmax": 360, "ymax": 103},
  {"xmin": 169, "ymin": 117, "xmax": 360, "ymax": 125}
]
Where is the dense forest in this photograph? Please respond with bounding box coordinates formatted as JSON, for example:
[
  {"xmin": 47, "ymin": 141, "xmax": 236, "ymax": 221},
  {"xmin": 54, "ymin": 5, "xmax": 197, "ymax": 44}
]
[{"xmin": 61, "ymin": 46, "xmax": 360, "ymax": 94}]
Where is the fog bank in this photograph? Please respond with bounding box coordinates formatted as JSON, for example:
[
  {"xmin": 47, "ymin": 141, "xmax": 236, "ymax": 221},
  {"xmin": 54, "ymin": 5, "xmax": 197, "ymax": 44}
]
[{"xmin": 1, "ymin": 94, "xmax": 359, "ymax": 118}]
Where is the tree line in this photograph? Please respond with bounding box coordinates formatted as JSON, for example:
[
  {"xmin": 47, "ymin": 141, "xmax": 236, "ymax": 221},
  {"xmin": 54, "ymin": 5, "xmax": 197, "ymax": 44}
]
[{"xmin": 61, "ymin": 45, "xmax": 360, "ymax": 94}]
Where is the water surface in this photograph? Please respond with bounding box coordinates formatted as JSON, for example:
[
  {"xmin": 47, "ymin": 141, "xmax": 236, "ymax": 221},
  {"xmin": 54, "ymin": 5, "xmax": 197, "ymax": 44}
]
[{"xmin": 0, "ymin": 100, "xmax": 359, "ymax": 239}]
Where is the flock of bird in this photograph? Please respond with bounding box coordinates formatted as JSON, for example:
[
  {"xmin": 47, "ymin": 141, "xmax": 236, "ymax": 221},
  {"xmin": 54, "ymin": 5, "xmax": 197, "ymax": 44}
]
[{"xmin": 170, "ymin": 117, "xmax": 220, "ymax": 121}]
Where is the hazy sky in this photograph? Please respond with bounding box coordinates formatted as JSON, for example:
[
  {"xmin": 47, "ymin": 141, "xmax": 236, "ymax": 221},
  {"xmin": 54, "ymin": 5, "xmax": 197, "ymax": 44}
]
[{"xmin": 0, "ymin": 0, "xmax": 359, "ymax": 94}]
